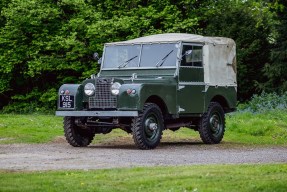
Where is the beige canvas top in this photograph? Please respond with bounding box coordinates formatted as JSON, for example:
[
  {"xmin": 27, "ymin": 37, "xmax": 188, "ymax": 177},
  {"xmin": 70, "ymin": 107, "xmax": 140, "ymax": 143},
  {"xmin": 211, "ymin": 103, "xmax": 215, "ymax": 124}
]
[{"xmin": 105, "ymin": 33, "xmax": 235, "ymax": 46}]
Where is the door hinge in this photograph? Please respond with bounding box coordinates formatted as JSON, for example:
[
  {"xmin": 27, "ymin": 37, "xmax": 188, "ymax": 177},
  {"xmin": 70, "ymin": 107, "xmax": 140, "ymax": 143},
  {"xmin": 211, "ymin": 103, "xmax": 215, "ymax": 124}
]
[
  {"xmin": 178, "ymin": 107, "xmax": 185, "ymax": 112},
  {"xmin": 178, "ymin": 85, "xmax": 185, "ymax": 90}
]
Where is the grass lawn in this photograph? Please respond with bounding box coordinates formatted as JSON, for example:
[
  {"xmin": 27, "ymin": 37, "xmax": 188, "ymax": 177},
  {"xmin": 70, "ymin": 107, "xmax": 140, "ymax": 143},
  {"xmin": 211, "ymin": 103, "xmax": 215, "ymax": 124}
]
[
  {"xmin": 0, "ymin": 110, "xmax": 286, "ymax": 145},
  {"xmin": 0, "ymin": 164, "xmax": 286, "ymax": 192},
  {"xmin": 0, "ymin": 114, "xmax": 63, "ymax": 143},
  {"xmin": 0, "ymin": 112, "xmax": 286, "ymax": 191},
  {"xmin": 225, "ymin": 111, "xmax": 287, "ymax": 145}
]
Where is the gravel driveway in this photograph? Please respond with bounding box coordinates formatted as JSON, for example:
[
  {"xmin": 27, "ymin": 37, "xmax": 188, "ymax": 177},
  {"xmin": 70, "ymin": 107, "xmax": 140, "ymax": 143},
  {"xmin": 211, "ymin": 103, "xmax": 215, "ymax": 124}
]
[{"xmin": 0, "ymin": 141, "xmax": 286, "ymax": 171}]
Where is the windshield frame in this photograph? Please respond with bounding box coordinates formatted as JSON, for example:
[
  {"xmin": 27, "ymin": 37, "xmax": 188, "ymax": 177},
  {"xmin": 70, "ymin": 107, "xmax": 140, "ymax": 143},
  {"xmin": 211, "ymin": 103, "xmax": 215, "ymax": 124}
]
[{"xmin": 101, "ymin": 42, "xmax": 181, "ymax": 70}]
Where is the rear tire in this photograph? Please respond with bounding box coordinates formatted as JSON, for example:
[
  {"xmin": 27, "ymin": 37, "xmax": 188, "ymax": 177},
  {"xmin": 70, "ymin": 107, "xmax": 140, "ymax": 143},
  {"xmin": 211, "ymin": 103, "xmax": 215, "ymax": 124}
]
[
  {"xmin": 198, "ymin": 102, "xmax": 225, "ymax": 144},
  {"xmin": 64, "ymin": 117, "xmax": 95, "ymax": 147},
  {"xmin": 132, "ymin": 103, "xmax": 163, "ymax": 150}
]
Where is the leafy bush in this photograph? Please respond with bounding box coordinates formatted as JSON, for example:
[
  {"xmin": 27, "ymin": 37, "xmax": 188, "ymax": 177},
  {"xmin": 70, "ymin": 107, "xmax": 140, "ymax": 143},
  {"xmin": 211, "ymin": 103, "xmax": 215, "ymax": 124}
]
[
  {"xmin": 0, "ymin": 0, "xmax": 283, "ymax": 113},
  {"xmin": 1, "ymin": 88, "xmax": 57, "ymax": 114},
  {"xmin": 238, "ymin": 92, "xmax": 287, "ymax": 113}
]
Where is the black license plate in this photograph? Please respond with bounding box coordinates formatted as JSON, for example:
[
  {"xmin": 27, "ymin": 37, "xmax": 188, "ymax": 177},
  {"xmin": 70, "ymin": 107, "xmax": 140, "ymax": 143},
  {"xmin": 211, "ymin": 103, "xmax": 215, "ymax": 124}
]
[{"xmin": 59, "ymin": 95, "xmax": 75, "ymax": 108}]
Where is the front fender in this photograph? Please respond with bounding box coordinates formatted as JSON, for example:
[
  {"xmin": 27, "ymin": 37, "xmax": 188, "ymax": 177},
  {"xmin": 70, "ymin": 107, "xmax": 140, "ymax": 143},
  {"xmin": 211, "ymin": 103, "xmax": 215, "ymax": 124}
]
[
  {"xmin": 117, "ymin": 83, "xmax": 177, "ymax": 114},
  {"xmin": 117, "ymin": 84, "xmax": 142, "ymax": 110},
  {"xmin": 139, "ymin": 84, "xmax": 177, "ymax": 114},
  {"xmin": 57, "ymin": 84, "xmax": 83, "ymax": 111}
]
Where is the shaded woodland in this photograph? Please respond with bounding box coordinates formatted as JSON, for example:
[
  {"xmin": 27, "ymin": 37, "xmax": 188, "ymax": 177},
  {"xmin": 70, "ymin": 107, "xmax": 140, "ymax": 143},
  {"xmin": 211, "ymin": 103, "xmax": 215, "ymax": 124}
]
[{"xmin": 0, "ymin": 0, "xmax": 286, "ymax": 112}]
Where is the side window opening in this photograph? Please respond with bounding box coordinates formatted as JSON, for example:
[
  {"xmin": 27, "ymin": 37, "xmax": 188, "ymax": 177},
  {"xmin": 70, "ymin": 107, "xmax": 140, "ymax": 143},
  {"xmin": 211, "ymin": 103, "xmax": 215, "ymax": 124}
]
[{"xmin": 181, "ymin": 45, "xmax": 203, "ymax": 67}]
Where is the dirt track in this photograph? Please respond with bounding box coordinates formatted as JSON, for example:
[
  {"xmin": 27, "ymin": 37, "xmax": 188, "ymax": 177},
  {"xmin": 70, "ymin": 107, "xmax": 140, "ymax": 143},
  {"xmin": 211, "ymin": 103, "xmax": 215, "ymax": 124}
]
[{"xmin": 0, "ymin": 141, "xmax": 286, "ymax": 171}]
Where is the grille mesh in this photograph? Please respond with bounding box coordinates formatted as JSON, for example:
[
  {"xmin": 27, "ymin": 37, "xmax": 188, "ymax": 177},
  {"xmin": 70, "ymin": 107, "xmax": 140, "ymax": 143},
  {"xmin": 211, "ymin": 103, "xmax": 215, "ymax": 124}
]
[{"xmin": 89, "ymin": 78, "xmax": 117, "ymax": 109}]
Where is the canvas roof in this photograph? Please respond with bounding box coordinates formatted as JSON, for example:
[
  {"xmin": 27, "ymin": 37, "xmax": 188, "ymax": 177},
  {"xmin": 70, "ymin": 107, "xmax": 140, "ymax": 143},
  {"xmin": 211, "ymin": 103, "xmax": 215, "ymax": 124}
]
[{"xmin": 105, "ymin": 33, "xmax": 235, "ymax": 45}]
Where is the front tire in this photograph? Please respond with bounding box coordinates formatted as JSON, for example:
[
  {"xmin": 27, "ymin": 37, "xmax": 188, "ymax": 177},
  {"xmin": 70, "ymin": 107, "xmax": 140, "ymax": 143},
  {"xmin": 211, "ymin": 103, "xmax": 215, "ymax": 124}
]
[
  {"xmin": 198, "ymin": 102, "xmax": 225, "ymax": 144},
  {"xmin": 64, "ymin": 117, "xmax": 95, "ymax": 147},
  {"xmin": 132, "ymin": 103, "xmax": 164, "ymax": 150}
]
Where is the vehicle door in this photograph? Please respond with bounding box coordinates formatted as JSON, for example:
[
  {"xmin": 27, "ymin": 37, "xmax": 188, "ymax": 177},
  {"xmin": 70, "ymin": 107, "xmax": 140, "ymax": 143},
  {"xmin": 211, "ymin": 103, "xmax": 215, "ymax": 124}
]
[{"xmin": 177, "ymin": 43, "xmax": 205, "ymax": 114}]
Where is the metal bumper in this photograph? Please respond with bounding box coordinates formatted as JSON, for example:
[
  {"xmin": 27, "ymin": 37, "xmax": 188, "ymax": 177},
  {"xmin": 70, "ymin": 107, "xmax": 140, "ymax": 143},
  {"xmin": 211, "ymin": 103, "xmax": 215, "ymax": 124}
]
[{"xmin": 55, "ymin": 110, "xmax": 138, "ymax": 117}]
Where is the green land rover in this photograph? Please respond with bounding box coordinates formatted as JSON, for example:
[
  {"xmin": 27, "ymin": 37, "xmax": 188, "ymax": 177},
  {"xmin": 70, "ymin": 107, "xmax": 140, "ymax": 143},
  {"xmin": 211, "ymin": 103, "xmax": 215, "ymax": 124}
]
[{"xmin": 56, "ymin": 33, "xmax": 237, "ymax": 149}]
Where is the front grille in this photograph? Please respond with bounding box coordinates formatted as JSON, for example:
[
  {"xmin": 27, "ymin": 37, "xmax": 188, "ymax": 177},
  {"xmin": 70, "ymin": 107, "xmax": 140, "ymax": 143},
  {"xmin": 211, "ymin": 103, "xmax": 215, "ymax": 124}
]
[{"xmin": 89, "ymin": 78, "xmax": 117, "ymax": 109}]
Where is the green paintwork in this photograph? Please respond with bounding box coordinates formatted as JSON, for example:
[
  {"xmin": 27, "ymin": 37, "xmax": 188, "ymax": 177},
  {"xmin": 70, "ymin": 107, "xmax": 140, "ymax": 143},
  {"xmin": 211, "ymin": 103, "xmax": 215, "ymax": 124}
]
[
  {"xmin": 177, "ymin": 85, "xmax": 205, "ymax": 114},
  {"xmin": 117, "ymin": 84, "xmax": 141, "ymax": 110},
  {"xmin": 139, "ymin": 84, "xmax": 177, "ymax": 113},
  {"xmin": 177, "ymin": 63, "xmax": 205, "ymax": 114},
  {"xmin": 178, "ymin": 67, "xmax": 204, "ymax": 82},
  {"xmin": 117, "ymin": 80, "xmax": 177, "ymax": 114},
  {"xmin": 57, "ymin": 70, "xmax": 236, "ymax": 115},
  {"xmin": 100, "ymin": 68, "xmax": 176, "ymax": 78},
  {"xmin": 100, "ymin": 68, "xmax": 178, "ymax": 113},
  {"xmin": 57, "ymin": 78, "xmax": 237, "ymax": 115},
  {"xmin": 205, "ymin": 86, "xmax": 237, "ymax": 111},
  {"xmin": 57, "ymin": 84, "xmax": 84, "ymax": 110}
]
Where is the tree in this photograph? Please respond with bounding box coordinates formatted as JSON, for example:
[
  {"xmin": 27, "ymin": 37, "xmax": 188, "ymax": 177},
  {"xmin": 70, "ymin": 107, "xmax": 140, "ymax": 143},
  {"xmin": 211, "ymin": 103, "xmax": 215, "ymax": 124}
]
[
  {"xmin": 0, "ymin": 0, "xmax": 102, "ymax": 112},
  {"xmin": 262, "ymin": 0, "xmax": 287, "ymax": 92},
  {"xmin": 199, "ymin": 0, "xmax": 273, "ymax": 100},
  {"xmin": 0, "ymin": 0, "xmax": 202, "ymax": 112},
  {"xmin": 0, "ymin": 0, "xmax": 282, "ymax": 112}
]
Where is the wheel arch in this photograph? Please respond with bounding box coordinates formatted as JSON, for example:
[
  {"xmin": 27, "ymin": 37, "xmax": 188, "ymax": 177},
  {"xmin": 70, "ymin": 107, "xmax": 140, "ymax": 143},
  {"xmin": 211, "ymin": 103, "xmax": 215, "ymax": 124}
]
[
  {"xmin": 210, "ymin": 95, "xmax": 230, "ymax": 112},
  {"xmin": 145, "ymin": 95, "xmax": 168, "ymax": 116}
]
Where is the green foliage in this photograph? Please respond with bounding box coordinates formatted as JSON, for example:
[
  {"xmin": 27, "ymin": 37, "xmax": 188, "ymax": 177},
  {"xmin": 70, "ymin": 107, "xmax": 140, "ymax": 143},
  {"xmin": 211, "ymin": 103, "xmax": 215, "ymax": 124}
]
[
  {"xmin": 0, "ymin": 0, "xmax": 101, "ymax": 111},
  {"xmin": 0, "ymin": 0, "xmax": 201, "ymax": 112},
  {"xmin": 1, "ymin": 88, "xmax": 58, "ymax": 113},
  {"xmin": 201, "ymin": 0, "xmax": 274, "ymax": 100},
  {"xmin": 239, "ymin": 91, "xmax": 287, "ymax": 113},
  {"xmin": 262, "ymin": 0, "xmax": 287, "ymax": 92},
  {"xmin": 0, "ymin": 0, "xmax": 286, "ymax": 111},
  {"xmin": 1, "ymin": 164, "xmax": 287, "ymax": 192}
]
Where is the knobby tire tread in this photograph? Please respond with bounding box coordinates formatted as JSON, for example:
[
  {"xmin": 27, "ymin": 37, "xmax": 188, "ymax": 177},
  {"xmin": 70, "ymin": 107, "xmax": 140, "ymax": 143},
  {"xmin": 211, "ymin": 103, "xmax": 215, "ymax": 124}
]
[
  {"xmin": 64, "ymin": 117, "xmax": 94, "ymax": 147},
  {"xmin": 132, "ymin": 103, "xmax": 163, "ymax": 150},
  {"xmin": 199, "ymin": 102, "xmax": 225, "ymax": 144}
]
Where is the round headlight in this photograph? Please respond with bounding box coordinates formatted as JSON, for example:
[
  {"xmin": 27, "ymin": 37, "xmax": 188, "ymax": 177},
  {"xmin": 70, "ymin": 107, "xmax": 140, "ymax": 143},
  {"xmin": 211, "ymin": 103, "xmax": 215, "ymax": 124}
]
[
  {"xmin": 84, "ymin": 83, "xmax": 95, "ymax": 96},
  {"xmin": 111, "ymin": 82, "xmax": 121, "ymax": 95}
]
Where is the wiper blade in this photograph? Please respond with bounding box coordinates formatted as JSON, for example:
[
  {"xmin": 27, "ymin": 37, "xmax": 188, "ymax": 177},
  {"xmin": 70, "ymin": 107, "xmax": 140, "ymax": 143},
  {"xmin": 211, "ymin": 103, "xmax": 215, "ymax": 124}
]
[
  {"xmin": 118, "ymin": 55, "xmax": 138, "ymax": 68},
  {"xmin": 155, "ymin": 50, "xmax": 174, "ymax": 67}
]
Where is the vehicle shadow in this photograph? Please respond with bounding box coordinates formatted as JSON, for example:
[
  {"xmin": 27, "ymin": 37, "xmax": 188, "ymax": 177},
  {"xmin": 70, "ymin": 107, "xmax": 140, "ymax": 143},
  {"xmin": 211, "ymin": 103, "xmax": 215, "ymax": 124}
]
[
  {"xmin": 88, "ymin": 140, "xmax": 208, "ymax": 150},
  {"xmin": 160, "ymin": 141, "xmax": 204, "ymax": 146}
]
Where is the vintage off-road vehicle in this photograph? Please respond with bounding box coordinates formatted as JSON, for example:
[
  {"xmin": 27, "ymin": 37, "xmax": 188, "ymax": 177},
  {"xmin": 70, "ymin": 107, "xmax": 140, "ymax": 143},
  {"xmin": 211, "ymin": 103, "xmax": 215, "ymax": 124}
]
[{"xmin": 56, "ymin": 33, "xmax": 237, "ymax": 149}]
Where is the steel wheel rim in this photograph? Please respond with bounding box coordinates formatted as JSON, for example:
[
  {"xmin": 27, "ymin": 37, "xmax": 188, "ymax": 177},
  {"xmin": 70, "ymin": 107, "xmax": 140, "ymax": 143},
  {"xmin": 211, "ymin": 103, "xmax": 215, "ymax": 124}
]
[
  {"xmin": 144, "ymin": 113, "xmax": 159, "ymax": 142},
  {"xmin": 209, "ymin": 112, "xmax": 223, "ymax": 137}
]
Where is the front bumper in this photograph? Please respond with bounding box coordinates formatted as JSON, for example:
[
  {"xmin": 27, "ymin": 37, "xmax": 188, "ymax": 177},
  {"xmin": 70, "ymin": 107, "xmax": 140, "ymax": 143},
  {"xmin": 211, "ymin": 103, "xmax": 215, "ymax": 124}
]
[{"xmin": 55, "ymin": 110, "xmax": 138, "ymax": 117}]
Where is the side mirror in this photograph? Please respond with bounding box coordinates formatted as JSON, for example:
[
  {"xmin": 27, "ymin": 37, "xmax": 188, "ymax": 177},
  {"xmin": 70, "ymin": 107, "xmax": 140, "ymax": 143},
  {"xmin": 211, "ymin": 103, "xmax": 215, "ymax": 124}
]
[
  {"xmin": 179, "ymin": 49, "xmax": 193, "ymax": 60},
  {"xmin": 93, "ymin": 52, "xmax": 102, "ymax": 65},
  {"xmin": 185, "ymin": 50, "xmax": 192, "ymax": 56},
  {"xmin": 93, "ymin": 52, "xmax": 100, "ymax": 60}
]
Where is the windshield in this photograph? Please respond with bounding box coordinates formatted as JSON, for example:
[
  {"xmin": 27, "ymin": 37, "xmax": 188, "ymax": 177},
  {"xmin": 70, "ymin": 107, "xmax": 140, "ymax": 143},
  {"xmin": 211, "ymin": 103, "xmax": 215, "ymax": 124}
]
[
  {"xmin": 102, "ymin": 45, "xmax": 141, "ymax": 68},
  {"xmin": 102, "ymin": 43, "xmax": 178, "ymax": 69}
]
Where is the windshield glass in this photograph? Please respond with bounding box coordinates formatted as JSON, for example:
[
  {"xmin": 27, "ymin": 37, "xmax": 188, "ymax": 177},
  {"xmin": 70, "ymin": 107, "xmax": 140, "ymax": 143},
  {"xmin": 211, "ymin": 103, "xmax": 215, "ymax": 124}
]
[
  {"xmin": 102, "ymin": 43, "xmax": 178, "ymax": 69},
  {"xmin": 103, "ymin": 45, "xmax": 141, "ymax": 68},
  {"xmin": 140, "ymin": 43, "xmax": 177, "ymax": 67}
]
